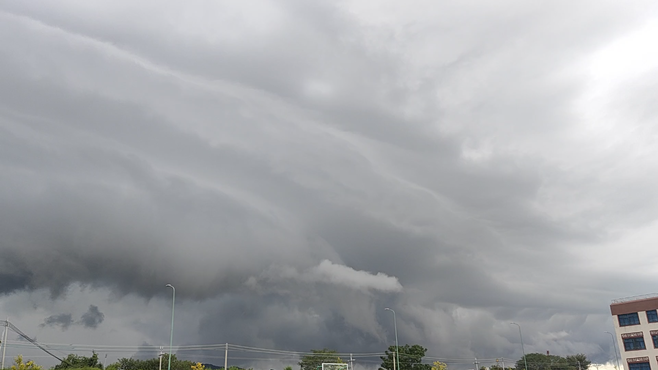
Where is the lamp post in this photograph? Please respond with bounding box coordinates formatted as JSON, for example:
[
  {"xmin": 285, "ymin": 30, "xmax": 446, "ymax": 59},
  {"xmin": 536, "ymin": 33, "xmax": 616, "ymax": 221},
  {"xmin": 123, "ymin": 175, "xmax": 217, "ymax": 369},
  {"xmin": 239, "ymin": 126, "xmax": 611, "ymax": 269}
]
[
  {"xmin": 166, "ymin": 284, "xmax": 175, "ymax": 370},
  {"xmin": 605, "ymin": 331, "xmax": 620, "ymax": 370},
  {"xmin": 510, "ymin": 323, "xmax": 527, "ymax": 370},
  {"xmin": 385, "ymin": 308, "xmax": 399, "ymax": 370}
]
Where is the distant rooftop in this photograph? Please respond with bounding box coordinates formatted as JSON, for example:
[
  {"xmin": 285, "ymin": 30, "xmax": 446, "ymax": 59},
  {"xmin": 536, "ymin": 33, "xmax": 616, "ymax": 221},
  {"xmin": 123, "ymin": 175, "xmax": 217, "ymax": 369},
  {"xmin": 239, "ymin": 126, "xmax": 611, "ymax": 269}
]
[{"xmin": 612, "ymin": 293, "xmax": 658, "ymax": 304}]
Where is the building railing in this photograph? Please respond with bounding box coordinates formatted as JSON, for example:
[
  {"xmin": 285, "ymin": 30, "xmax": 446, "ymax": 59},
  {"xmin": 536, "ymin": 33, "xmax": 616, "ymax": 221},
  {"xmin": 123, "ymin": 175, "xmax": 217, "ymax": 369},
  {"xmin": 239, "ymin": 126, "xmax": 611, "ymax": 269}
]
[{"xmin": 612, "ymin": 293, "xmax": 658, "ymax": 304}]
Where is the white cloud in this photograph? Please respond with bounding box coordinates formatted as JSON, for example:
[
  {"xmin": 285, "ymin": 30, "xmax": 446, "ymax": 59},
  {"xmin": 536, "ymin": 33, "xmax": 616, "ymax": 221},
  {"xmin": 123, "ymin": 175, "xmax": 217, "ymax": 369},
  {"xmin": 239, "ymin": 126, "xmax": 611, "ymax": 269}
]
[
  {"xmin": 306, "ymin": 259, "xmax": 403, "ymax": 293},
  {"xmin": 253, "ymin": 260, "xmax": 402, "ymax": 294}
]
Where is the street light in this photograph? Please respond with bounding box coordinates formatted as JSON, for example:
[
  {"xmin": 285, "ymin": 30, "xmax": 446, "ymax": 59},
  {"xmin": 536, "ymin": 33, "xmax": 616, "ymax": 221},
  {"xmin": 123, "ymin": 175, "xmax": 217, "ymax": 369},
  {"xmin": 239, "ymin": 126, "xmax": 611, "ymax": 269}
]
[
  {"xmin": 166, "ymin": 284, "xmax": 175, "ymax": 370},
  {"xmin": 605, "ymin": 331, "xmax": 620, "ymax": 370},
  {"xmin": 385, "ymin": 308, "xmax": 399, "ymax": 370},
  {"xmin": 510, "ymin": 323, "xmax": 527, "ymax": 370}
]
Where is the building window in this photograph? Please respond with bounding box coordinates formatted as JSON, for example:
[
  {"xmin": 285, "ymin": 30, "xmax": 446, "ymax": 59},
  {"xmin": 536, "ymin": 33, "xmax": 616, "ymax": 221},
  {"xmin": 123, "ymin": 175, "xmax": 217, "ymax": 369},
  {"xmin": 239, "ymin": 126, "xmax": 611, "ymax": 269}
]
[
  {"xmin": 652, "ymin": 335, "xmax": 658, "ymax": 348},
  {"xmin": 647, "ymin": 310, "xmax": 658, "ymax": 323},
  {"xmin": 620, "ymin": 313, "xmax": 641, "ymax": 326},
  {"xmin": 625, "ymin": 337, "xmax": 647, "ymax": 351},
  {"xmin": 629, "ymin": 363, "xmax": 650, "ymax": 370}
]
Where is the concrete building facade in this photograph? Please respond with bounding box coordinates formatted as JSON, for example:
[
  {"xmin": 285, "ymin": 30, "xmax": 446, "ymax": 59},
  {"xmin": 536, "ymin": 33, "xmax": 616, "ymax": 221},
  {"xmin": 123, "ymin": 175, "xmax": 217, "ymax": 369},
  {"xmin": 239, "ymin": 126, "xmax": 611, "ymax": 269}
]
[{"xmin": 610, "ymin": 295, "xmax": 658, "ymax": 370}]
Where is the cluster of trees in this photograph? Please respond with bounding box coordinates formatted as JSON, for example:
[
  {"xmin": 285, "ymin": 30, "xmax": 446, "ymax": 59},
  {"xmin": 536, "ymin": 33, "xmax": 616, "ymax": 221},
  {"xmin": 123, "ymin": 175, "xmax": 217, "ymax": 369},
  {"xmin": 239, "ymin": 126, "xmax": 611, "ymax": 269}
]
[
  {"xmin": 514, "ymin": 353, "xmax": 590, "ymax": 370},
  {"xmin": 297, "ymin": 345, "xmax": 432, "ymax": 370},
  {"xmin": 3, "ymin": 354, "xmax": 250, "ymax": 370},
  {"xmin": 107, "ymin": 354, "xmax": 197, "ymax": 370},
  {"xmin": 298, "ymin": 348, "xmax": 591, "ymax": 370},
  {"xmin": 488, "ymin": 365, "xmax": 515, "ymax": 370},
  {"xmin": 379, "ymin": 345, "xmax": 432, "ymax": 370},
  {"xmin": 53, "ymin": 354, "xmax": 103, "ymax": 370},
  {"xmin": 4, "ymin": 348, "xmax": 592, "ymax": 370}
]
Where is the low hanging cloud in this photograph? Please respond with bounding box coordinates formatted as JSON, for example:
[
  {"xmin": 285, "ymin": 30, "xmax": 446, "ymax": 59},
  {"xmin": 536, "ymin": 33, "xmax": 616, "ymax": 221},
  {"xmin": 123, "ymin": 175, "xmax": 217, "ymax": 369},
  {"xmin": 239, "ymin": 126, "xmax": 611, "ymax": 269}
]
[
  {"xmin": 40, "ymin": 313, "xmax": 74, "ymax": 330},
  {"xmin": 306, "ymin": 260, "xmax": 402, "ymax": 292},
  {"xmin": 40, "ymin": 305, "xmax": 104, "ymax": 330},
  {"xmin": 80, "ymin": 305, "xmax": 105, "ymax": 329},
  {"xmin": 251, "ymin": 259, "xmax": 402, "ymax": 293}
]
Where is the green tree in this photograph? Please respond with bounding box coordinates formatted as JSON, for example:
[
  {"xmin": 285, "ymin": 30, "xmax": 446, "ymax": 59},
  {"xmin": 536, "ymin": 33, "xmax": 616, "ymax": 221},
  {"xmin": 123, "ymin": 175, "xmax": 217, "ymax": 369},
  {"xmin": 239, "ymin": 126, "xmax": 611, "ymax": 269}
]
[
  {"xmin": 54, "ymin": 353, "xmax": 103, "ymax": 370},
  {"xmin": 516, "ymin": 354, "xmax": 590, "ymax": 370},
  {"xmin": 491, "ymin": 366, "xmax": 515, "ymax": 370},
  {"xmin": 379, "ymin": 344, "xmax": 431, "ymax": 370},
  {"xmin": 110, "ymin": 355, "xmax": 194, "ymax": 370},
  {"xmin": 10, "ymin": 355, "xmax": 42, "ymax": 370},
  {"xmin": 527, "ymin": 354, "xmax": 561, "ymax": 370},
  {"xmin": 285, "ymin": 367, "xmax": 293, "ymax": 370},
  {"xmin": 298, "ymin": 349, "xmax": 343, "ymax": 370},
  {"xmin": 565, "ymin": 355, "xmax": 590, "ymax": 370}
]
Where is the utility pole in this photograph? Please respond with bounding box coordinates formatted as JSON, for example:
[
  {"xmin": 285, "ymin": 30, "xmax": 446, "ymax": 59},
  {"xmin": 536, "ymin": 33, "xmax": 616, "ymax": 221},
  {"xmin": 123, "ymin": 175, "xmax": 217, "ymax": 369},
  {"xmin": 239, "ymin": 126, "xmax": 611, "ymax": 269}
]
[
  {"xmin": 224, "ymin": 343, "xmax": 228, "ymax": 370},
  {"xmin": 350, "ymin": 354, "xmax": 354, "ymax": 370},
  {"xmin": 159, "ymin": 347, "xmax": 164, "ymax": 370},
  {"xmin": 474, "ymin": 358, "xmax": 479, "ymax": 370},
  {"xmin": 1, "ymin": 319, "xmax": 8, "ymax": 370}
]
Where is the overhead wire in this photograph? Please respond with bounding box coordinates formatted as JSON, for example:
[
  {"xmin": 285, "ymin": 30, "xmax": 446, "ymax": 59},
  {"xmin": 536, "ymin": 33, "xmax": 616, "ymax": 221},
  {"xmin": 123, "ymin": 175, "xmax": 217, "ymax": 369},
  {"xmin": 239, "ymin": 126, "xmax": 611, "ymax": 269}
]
[
  {"xmin": 0, "ymin": 321, "xmax": 524, "ymax": 368},
  {"xmin": 1, "ymin": 320, "xmax": 72, "ymax": 366}
]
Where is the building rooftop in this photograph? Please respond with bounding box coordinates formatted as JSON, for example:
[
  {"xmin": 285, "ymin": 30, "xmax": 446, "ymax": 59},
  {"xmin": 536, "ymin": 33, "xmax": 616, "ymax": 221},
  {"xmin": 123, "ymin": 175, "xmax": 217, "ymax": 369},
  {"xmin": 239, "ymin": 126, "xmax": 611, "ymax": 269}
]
[{"xmin": 612, "ymin": 293, "xmax": 658, "ymax": 304}]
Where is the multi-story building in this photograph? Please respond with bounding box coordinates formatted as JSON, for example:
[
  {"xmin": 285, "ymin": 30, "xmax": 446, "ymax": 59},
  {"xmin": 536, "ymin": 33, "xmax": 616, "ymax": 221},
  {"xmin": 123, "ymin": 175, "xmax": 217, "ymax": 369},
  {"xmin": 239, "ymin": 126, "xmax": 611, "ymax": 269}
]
[{"xmin": 610, "ymin": 294, "xmax": 658, "ymax": 370}]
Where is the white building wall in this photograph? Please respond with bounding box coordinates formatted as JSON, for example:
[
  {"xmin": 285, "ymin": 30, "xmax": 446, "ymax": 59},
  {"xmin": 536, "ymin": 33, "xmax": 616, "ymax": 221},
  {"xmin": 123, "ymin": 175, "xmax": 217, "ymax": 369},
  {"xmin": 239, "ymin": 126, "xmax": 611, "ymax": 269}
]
[{"xmin": 613, "ymin": 309, "xmax": 658, "ymax": 370}]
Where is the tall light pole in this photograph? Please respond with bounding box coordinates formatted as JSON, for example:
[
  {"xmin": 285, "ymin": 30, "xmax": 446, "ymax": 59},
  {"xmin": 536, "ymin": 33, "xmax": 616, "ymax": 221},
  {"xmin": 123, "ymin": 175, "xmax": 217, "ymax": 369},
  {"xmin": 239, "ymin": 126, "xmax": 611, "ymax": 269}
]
[
  {"xmin": 385, "ymin": 308, "xmax": 399, "ymax": 370},
  {"xmin": 166, "ymin": 284, "xmax": 175, "ymax": 370},
  {"xmin": 510, "ymin": 323, "xmax": 527, "ymax": 370},
  {"xmin": 605, "ymin": 331, "xmax": 620, "ymax": 370}
]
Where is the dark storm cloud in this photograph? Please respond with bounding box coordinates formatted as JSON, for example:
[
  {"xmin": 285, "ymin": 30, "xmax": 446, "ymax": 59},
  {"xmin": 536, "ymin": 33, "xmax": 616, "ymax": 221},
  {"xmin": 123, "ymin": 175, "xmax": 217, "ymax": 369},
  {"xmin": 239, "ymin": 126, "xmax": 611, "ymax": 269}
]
[
  {"xmin": 79, "ymin": 305, "xmax": 105, "ymax": 329},
  {"xmin": 41, "ymin": 313, "xmax": 74, "ymax": 330},
  {"xmin": 38, "ymin": 306, "xmax": 104, "ymax": 330},
  {"xmin": 1, "ymin": 0, "xmax": 658, "ymax": 369},
  {"xmin": 0, "ymin": 272, "xmax": 31, "ymax": 296}
]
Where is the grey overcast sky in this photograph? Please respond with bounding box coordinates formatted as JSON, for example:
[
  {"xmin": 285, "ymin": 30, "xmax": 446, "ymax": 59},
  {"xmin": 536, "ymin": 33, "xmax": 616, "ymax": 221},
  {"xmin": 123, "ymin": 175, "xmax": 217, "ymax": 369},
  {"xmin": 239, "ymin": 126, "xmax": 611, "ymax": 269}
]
[{"xmin": 1, "ymin": 1, "xmax": 658, "ymax": 369}]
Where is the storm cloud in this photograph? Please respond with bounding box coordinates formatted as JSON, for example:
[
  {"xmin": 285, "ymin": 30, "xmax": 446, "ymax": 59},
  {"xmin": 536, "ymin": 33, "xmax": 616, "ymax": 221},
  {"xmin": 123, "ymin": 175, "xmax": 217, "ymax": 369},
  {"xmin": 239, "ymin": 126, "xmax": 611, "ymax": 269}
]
[
  {"xmin": 79, "ymin": 305, "xmax": 104, "ymax": 329},
  {"xmin": 1, "ymin": 0, "xmax": 658, "ymax": 369},
  {"xmin": 41, "ymin": 314, "xmax": 74, "ymax": 330},
  {"xmin": 38, "ymin": 305, "xmax": 104, "ymax": 331}
]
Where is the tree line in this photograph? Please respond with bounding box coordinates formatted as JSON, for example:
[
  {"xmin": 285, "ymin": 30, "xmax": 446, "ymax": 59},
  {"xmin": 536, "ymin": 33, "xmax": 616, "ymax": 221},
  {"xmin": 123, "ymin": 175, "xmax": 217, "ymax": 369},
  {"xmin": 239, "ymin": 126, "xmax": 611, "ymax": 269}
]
[
  {"xmin": 3, "ymin": 346, "xmax": 591, "ymax": 370},
  {"xmin": 512, "ymin": 353, "xmax": 591, "ymax": 370},
  {"xmin": 299, "ymin": 347, "xmax": 591, "ymax": 370},
  {"xmin": 2, "ymin": 354, "xmax": 245, "ymax": 370}
]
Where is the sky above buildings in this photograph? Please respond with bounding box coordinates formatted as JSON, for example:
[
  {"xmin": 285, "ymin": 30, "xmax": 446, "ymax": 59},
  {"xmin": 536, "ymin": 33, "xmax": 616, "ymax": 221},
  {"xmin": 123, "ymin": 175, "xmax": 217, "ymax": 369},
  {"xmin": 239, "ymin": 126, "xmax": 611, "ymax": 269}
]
[{"xmin": 1, "ymin": 1, "xmax": 658, "ymax": 369}]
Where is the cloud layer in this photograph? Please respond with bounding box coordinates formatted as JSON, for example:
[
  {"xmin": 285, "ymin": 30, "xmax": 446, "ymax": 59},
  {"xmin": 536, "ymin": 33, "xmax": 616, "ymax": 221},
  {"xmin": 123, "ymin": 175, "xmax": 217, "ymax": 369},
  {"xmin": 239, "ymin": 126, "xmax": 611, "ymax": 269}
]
[{"xmin": 1, "ymin": 0, "xmax": 658, "ymax": 369}]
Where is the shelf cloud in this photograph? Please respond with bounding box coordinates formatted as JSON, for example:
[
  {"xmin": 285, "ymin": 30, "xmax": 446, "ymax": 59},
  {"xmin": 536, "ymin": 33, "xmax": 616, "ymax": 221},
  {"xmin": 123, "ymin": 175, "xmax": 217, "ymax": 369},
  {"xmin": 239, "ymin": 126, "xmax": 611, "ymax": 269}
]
[{"xmin": 1, "ymin": 0, "xmax": 658, "ymax": 369}]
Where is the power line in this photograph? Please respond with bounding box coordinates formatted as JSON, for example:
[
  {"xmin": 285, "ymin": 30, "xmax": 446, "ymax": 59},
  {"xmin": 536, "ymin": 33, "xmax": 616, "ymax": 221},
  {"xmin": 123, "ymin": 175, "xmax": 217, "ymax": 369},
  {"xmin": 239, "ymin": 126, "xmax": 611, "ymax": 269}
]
[
  {"xmin": 1, "ymin": 320, "xmax": 71, "ymax": 366},
  {"xmin": 0, "ymin": 329, "xmax": 528, "ymax": 367}
]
